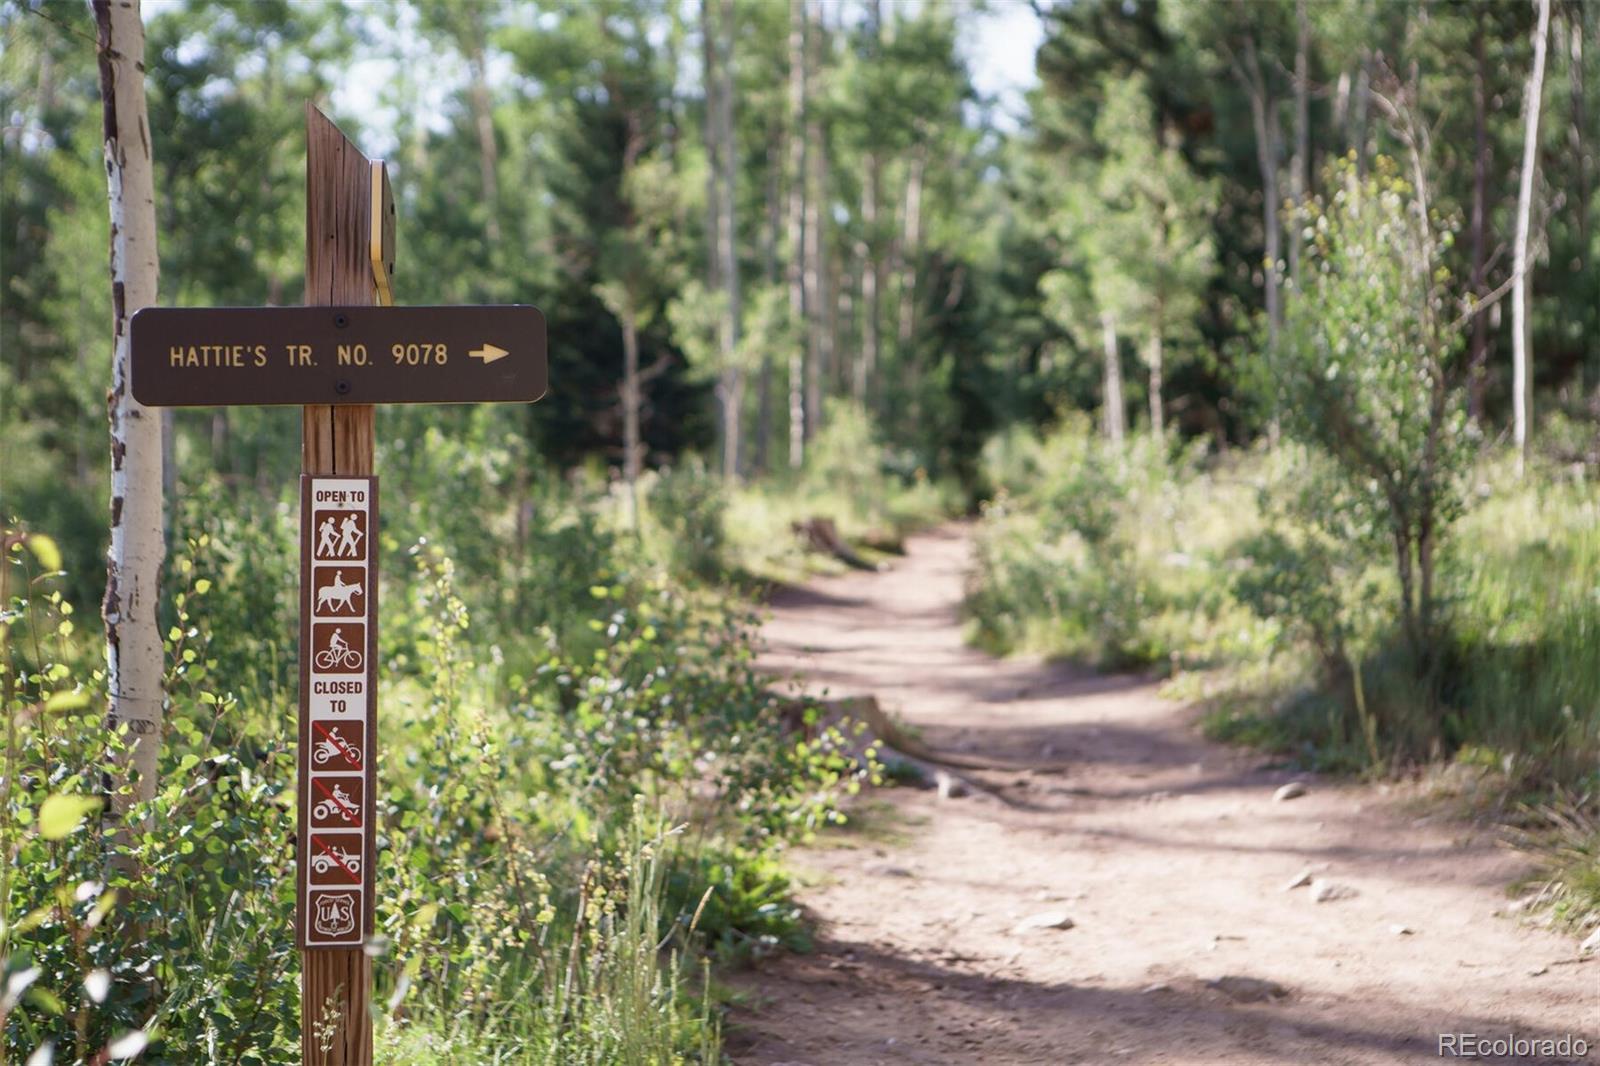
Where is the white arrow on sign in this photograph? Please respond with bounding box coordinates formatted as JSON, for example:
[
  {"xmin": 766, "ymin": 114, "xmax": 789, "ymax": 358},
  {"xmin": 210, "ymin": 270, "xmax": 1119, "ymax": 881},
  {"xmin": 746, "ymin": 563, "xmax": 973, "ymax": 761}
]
[{"xmin": 468, "ymin": 343, "xmax": 509, "ymax": 364}]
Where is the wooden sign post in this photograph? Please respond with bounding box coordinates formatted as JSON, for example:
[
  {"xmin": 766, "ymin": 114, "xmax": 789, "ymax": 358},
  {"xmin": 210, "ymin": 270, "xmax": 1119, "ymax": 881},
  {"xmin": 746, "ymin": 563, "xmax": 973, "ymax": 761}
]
[
  {"xmin": 128, "ymin": 105, "xmax": 547, "ymax": 1066},
  {"xmin": 300, "ymin": 106, "xmax": 378, "ymax": 1066}
]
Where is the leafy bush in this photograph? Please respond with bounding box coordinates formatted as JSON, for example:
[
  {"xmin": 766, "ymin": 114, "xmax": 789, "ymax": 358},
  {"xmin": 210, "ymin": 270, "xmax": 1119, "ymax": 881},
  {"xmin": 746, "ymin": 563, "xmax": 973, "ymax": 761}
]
[
  {"xmin": 971, "ymin": 421, "xmax": 1600, "ymax": 788},
  {"xmin": 643, "ymin": 462, "xmax": 728, "ymax": 582},
  {"xmin": 1268, "ymin": 156, "xmax": 1478, "ymax": 671},
  {"xmin": 3, "ymin": 449, "xmax": 867, "ymax": 1063},
  {"xmin": 967, "ymin": 418, "xmax": 1265, "ymax": 669}
]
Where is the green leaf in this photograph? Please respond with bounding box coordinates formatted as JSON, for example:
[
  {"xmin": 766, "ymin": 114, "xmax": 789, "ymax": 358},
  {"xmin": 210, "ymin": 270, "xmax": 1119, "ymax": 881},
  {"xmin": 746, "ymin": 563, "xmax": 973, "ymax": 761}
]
[
  {"xmin": 38, "ymin": 794, "xmax": 102, "ymax": 840},
  {"xmin": 43, "ymin": 690, "xmax": 89, "ymax": 713},
  {"xmin": 26, "ymin": 985, "xmax": 65, "ymax": 1016},
  {"xmin": 193, "ymin": 578, "xmax": 212, "ymax": 595},
  {"xmin": 25, "ymin": 534, "xmax": 62, "ymax": 572}
]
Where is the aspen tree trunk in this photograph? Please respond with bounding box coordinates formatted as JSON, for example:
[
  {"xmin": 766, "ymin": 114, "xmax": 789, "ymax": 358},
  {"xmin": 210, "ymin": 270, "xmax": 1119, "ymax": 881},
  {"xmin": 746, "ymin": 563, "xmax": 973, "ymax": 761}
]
[
  {"xmin": 622, "ymin": 305, "xmax": 642, "ymax": 523},
  {"xmin": 716, "ymin": 0, "xmax": 740, "ymax": 479},
  {"xmin": 1147, "ymin": 323, "xmax": 1164, "ymax": 438},
  {"xmin": 1569, "ymin": 10, "xmax": 1588, "ymax": 260},
  {"xmin": 1333, "ymin": 69, "xmax": 1350, "ymax": 137},
  {"xmin": 786, "ymin": 0, "xmax": 807, "ymax": 468},
  {"xmin": 832, "ymin": 251, "xmax": 844, "ymax": 392},
  {"xmin": 1468, "ymin": 8, "xmax": 1492, "ymax": 421},
  {"xmin": 1288, "ymin": 0, "xmax": 1309, "ymax": 288},
  {"xmin": 702, "ymin": 0, "xmax": 720, "ymax": 291},
  {"xmin": 1100, "ymin": 311, "xmax": 1125, "ymax": 445},
  {"xmin": 856, "ymin": 194, "xmax": 878, "ymax": 405},
  {"xmin": 1513, "ymin": 0, "xmax": 1550, "ymax": 473},
  {"xmin": 1352, "ymin": 53, "xmax": 1371, "ymax": 177},
  {"xmin": 469, "ymin": 45, "xmax": 500, "ymax": 243},
  {"xmin": 896, "ymin": 150, "xmax": 925, "ymax": 423},
  {"xmin": 1238, "ymin": 33, "xmax": 1282, "ymax": 441},
  {"xmin": 1249, "ymin": 86, "xmax": 1281, "ymax": 353},
  {"xmin": 707, "ymin": 0, "xmax": 742, "ymax": 480},
  {"xmin": 856, "ymin": 0, "xmax": 884, "ymax": 410},
  {"xmin": 95, "ymin": 0, "xmax": 166, "ymax": 814},
  {"xmin": 756, "ymin": 126, "xmax": 780, "ymax": 474},
  {"xmin": 802, "ymin": 1, "xmax": 826, "ymax": 441}
]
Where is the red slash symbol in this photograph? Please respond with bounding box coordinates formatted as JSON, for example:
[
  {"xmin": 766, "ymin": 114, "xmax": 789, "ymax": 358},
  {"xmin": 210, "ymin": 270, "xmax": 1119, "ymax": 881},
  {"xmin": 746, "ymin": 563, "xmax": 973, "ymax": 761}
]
[
  {"xmin": 311, "ymin": 834, "xmax": 361, "ymax": 882},
  {"xmin": 312, "ymin": 720, "xmax": 361, "ymax": 768},
  {"xmin": 312, "ymin": 777, "xmax": 361, "ymax": 825}
]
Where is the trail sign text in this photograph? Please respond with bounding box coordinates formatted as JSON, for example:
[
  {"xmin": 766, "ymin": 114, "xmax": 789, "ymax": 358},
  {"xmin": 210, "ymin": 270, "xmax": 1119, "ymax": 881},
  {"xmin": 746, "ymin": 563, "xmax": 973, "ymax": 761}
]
[
  {"xmin": 129, "ymin": 304, "xmax": 547, "ymax": 407},
  {"xmin": 298, "ymin": 476, "xmax": 378, "ymax": 949}
]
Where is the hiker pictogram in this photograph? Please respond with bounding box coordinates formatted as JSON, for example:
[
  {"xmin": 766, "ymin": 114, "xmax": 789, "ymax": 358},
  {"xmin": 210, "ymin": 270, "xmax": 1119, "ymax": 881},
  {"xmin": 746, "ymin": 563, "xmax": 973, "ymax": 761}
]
[
  {"xmin": 313, "ymin": 567, "xmax": 365, "ymax": 616},
  {"xmin": 310, "ymin": 890, "xmax": 358, "ymax": 939},
  {"xmin": 310, "ymin": 776, "xmax": 364, "ymax": 828},
  {"xmin": 313, "ymin": 509, "xmax": 367, "ymax": 561},
  {"xmin": 311, "ymin": 622, "xmax": 365, "ymax": 673},
  {"xmin": 308, "ymin": 832, "xmax": 364, "ymax": 885},
  {"xmin": 311, "ymin": 721, "xmax": 364, "ymax": 770}
]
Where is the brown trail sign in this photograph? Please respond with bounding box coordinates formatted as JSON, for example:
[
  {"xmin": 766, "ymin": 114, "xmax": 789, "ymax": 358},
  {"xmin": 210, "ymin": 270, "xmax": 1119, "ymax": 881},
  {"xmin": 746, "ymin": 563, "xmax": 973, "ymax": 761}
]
[
  {"xmin": 129, "ymin": 304, "xmax": 547, "ymax": 406},
  {"xmin": 128, "ymin": 105, "xmax": 546, "ymax": 1065}
]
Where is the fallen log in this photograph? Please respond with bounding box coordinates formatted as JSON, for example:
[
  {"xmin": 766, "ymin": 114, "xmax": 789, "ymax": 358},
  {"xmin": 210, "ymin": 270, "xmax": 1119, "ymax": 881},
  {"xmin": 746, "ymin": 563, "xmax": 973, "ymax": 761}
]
[
  {"xmin": 774, "ymin": 693, "xmax": 1070, "ymax": 807},
  {"xmin": 790, "ymin": 516, "xmax": 881, "ymax": 571}
]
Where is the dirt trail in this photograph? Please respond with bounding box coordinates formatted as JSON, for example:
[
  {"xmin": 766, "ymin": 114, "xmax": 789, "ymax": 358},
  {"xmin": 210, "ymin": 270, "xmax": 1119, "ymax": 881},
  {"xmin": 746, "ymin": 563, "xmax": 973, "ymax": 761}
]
[{"xmin": 728, "ymin": 525, "xmax": 1596, "ymax": 1065}]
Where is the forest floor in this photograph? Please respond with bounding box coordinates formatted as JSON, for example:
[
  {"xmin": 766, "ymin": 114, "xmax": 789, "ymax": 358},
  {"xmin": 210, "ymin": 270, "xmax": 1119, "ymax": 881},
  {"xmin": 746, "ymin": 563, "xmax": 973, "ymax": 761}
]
[{"xmin": 726, "ymin": 524, "xmax": 1598, "ymax": 1065}]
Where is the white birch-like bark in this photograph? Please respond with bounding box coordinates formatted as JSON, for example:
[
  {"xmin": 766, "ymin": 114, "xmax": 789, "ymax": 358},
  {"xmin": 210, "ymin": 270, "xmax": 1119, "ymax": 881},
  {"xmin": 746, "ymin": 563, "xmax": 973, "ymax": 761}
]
[
  {"xmin": 716, "ymin": 0, "xmax": 740, "ymax": 480},
  {"xmin": 785, "ymin": 0, "xmax": 807, "ymax": 467},
  {"xmin": 895, "ymin": 151, "xmax": 924, "ymax": 380},
  {"xmin": 1289, "ymin": 0, "xmax": 1309, "ymax": 288},
  {"xmin": 622, "ymin": 304, "xmax": 642, "ymax": 524},
  {"xmin": 95, "ymin": 0, "xmax": 166, "ymax": 811},
  {"xmin": 1100, "ymin": 311, "xmax": 1125, "ymax": 445},
  {"xmin": 802, "ymin": 0, "xmax": 825, "ymax": 441},
  {"xmin": 1513, "ymin": 0, "xmax": 1551, "ymax": 472}
]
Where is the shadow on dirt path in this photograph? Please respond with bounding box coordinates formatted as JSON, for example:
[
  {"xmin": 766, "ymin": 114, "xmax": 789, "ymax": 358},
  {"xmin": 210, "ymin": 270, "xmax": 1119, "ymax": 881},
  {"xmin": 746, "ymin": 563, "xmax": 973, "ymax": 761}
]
[{"xmin": 727, "ymin": 525, "xmax": 1597, "ymax": 1065}]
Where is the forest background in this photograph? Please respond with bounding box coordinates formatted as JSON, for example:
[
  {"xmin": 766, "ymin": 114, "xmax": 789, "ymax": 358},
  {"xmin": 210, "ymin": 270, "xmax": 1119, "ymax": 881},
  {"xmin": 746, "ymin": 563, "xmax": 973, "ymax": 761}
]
[{"xmin": 2, "ymin": 0, "xmax": 1598, "ymax": 1062}]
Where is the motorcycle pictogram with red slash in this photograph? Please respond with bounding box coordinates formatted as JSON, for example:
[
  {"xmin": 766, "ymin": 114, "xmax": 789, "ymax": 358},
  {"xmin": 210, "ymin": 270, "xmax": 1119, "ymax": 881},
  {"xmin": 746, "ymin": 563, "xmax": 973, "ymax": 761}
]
[{"xmin": 310, "ymin": 720, "xmax": 364, "ymax": 771}]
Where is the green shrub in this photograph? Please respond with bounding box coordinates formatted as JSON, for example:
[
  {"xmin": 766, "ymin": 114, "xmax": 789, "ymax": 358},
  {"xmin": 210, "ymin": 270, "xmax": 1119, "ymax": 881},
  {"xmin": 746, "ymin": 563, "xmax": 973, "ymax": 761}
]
[{"xmin": 3, "ymin": 474, "xmax": 863, "ymax": 1062}]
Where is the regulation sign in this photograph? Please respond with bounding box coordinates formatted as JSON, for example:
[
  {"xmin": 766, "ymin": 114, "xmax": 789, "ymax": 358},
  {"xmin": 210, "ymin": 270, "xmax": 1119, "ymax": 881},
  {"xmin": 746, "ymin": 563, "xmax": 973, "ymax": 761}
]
[
  {"xmin": 298, "ymin": 475, "xmax": 378, "ymax": 949},
  {"xmin": 129, "ymin": 304, "xmax": 547, "ymax": 407}
]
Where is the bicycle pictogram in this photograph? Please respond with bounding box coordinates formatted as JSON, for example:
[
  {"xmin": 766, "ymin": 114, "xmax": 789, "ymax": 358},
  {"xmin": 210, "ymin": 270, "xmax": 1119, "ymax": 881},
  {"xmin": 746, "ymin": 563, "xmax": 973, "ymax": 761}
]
[{"xmin": 310, "ymin": 622, "xmax": 366, "ymax": 674}]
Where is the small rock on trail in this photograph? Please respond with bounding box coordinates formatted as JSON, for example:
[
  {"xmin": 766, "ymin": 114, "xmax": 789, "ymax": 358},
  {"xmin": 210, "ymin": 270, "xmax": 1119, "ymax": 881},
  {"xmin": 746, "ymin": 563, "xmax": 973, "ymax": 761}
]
[
  {"xmin": 1206, "ymin": 975, "xmax": 1291, "ymax": 1003},
  {"xmin": 1283, "ymin": 867, "xmax": 1314, "ymax": 891},
  {"xmin": 935, "ymin": 769, "xmax": 969, "ymax": 800},
  {"xmin": 1273, "ymin": 781, "xmax": 1308, "ymax": 802},
  {"xmin": 1011, "ymin": 911, "xmax": 1075, "ymax": 934},
  {"xmin": 1311, "ymin": 878, "xmax": 1359, "ymax": 903}
]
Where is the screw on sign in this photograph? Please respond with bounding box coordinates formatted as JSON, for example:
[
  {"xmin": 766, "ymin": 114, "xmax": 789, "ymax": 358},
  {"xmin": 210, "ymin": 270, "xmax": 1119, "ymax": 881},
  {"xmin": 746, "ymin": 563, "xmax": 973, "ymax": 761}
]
[{"xmin": 123, "ymin": 108, "xmax": 548, "ymax": 1064}]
